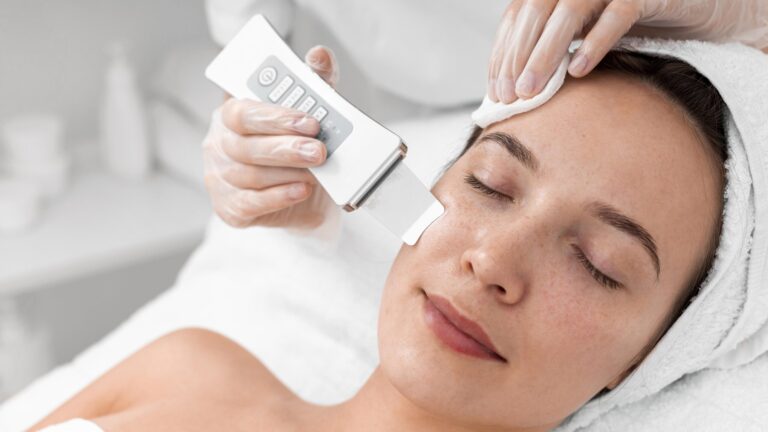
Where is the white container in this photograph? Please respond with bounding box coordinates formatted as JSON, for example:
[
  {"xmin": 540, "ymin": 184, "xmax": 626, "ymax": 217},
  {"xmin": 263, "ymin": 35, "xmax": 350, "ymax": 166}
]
[
  {"xmin": 1, "ymin": 114, "xmax": 63, "ymax": 162},
  {"xmin": 5, "ymin": 154, "xmax": 71, "ymax": 197},
  {"xmin": 100, "ymin": 43, "xmax": 152, "ymax": 181},
  {"xmin": 0, "ymin": 179, "xmax": 43, "ymax": 233}
]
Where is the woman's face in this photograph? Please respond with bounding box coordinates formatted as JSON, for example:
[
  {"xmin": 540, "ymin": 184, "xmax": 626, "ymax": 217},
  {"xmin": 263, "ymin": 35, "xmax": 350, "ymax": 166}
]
[{"xmin": 378, "ymin": 72, "xmax": 723, "ymax": 430}]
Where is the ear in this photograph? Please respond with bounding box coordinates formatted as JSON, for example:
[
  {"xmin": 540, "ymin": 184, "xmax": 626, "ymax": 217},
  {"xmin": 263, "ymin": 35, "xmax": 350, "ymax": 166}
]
[{"xmin": 605, "ymin": 363, "xmax": 639, "ymax": 390}]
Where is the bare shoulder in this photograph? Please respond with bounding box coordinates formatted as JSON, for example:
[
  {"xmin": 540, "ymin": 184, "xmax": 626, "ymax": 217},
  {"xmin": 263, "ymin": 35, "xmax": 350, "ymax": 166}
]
[
  {"xmin": 118, "ymin": 328, "xmax": 295, "ymax": 405},
  {"xmin": 32, "ymin": 328, "xmax": 295, "ymax": 430}
]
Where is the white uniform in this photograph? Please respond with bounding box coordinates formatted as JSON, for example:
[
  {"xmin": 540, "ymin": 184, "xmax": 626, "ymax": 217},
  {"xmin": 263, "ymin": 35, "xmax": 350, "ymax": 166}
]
[{"xmin": 205, "ymin": 0, "xmax": 509, "ymax": 108}]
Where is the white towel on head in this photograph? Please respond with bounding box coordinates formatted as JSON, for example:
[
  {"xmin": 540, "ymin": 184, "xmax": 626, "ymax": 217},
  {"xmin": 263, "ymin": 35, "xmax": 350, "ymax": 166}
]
[{"xmin": 471, "ymin": 38, "xmax": 768, "ymax": 431}]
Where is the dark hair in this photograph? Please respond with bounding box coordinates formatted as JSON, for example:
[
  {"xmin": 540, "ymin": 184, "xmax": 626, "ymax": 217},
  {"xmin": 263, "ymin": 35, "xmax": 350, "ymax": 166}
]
[{"xmin": 461, "ymin": 50, "xmax": 728, "ymax": 398}]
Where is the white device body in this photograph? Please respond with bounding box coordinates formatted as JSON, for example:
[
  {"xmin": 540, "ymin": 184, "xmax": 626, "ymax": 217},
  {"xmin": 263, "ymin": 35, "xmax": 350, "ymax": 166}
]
[{"xmin": 205, "ymin": 14, "xmax": 404, "ymax": 210}]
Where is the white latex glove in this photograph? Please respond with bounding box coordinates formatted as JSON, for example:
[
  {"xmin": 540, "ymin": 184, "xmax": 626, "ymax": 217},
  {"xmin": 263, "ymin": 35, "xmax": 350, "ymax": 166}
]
[
  {"xmin": 203, "ymin": 46, "xmax": 340, "ymax": 229},
  {"xmin": 488, "ymin": 0, "xmax": 768, "ymax": 103}
]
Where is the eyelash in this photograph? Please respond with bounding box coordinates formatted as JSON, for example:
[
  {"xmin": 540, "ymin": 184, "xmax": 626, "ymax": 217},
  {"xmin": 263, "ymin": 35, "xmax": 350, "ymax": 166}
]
[
  {"xmin": 573, "ymin": 246, "xmax": 623, "ymax": 290},
  {"xmin": 464, "ymin": 173, "xmax": 512, "ymax": 201},
  {"xmin": 464, "ymin": 173, "xmax": 622, "ymax": 291}
]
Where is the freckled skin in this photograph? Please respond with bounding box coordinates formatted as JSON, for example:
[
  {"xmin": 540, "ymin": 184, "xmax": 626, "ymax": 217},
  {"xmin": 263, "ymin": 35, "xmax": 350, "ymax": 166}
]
[
  {"xmin": 378, "ymin": 72, "xmax": 723, "ymax": 429},
  {"xmin": 31, "ymin": 72, "xmax": 724, "ymax": 432}
]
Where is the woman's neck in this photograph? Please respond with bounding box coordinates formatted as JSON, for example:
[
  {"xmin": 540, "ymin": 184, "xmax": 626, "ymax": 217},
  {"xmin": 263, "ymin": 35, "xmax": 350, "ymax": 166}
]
[{"xmin": 306, "ymin": 366, "xmax": 554, "ymax": 432}]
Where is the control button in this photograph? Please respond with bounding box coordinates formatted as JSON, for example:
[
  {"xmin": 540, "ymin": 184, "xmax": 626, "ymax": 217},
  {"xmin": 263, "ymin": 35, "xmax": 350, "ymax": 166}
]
[
  {"xmin": 268, "ymin": 76, "xmax": 294, "ymax": 102},
  {"xmin": 312, "ymin": 106, "xmax": 328, "ymax": 122},
  {"xmin": 281, "ymin": 86, "xmax": 305, "ymax": 108},
  {"xmin": 297, "ymin": 96, "xmax": 317, "ymax": 113},
  {"xmin": 257, "ymin": 67, "xmax": 277, "ymax": 86}
]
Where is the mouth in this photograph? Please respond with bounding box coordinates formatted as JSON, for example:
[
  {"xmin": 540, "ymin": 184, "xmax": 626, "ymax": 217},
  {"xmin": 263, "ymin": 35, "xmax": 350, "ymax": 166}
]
[{"xmin": 421, "ymin": 289, "xmax": 507, "ymax": 363}]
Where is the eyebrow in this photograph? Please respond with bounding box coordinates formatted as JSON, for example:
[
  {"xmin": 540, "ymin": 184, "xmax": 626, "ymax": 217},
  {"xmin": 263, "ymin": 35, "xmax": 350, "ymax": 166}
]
[
  {"xmin": 478, "ymin": 131, "xmax": 661, "ymax": 279},
  {"xmin": 479, "ymin": 132, "xmax": 540, "ymax": 173},
  {"xmin": 587, "ymin": 202, "xmax": 661, "ymax": 279}
]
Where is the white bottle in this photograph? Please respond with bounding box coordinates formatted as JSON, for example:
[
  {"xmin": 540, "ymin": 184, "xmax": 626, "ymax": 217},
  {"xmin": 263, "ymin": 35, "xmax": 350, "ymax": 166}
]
[{"xmin": 100, "ymin": 43, "xmax": 151, "ymax": 180}]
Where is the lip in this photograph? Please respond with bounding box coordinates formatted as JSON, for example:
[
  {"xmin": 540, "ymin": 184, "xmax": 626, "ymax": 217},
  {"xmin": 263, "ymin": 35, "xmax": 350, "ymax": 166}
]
[{"xmin": 422, "ymin": 290, "xmax": 506, "ymax": 363}]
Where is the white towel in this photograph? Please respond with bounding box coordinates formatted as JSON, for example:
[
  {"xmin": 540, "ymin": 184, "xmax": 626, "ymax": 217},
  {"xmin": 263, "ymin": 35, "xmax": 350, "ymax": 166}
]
[
  {"xmin": 2, "ymin": 42, "xmax": 767, "ymax": 432},
  {"xmin": 471, "ymin": 38, "xmax": 768, "ymax": 431},
  {"xmin": 38, "ymin": 418, "xmax": 103, "ymax": 432}
]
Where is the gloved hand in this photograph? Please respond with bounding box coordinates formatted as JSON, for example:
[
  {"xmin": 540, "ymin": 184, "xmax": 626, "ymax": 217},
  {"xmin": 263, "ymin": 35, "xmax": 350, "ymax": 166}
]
[
  {"xmin": 203, "ymin": 45, "xmax": 340, "ymax": 229},
  {"xmin": 487, "ymin": 0, "xmax": 768, "ymax": 103}
]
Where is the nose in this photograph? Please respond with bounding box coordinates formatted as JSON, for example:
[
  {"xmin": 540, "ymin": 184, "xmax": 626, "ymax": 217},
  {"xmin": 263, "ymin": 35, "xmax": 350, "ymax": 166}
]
[{"xmin": 460, "ymin": 241, "xmax": 528, "ymax": 305}]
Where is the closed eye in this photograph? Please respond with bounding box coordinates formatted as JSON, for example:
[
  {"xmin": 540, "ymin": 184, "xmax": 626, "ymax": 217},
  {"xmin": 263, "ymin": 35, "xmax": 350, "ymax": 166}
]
[
  {"xmin": 464, "ymin": 172, "xmax": 622, "ymax": 290},
  {"xmin": 464, "ymin": 173, "xmax": 511, "ymax": 201},
  {"xmin": 572, "ymin": 245, "xmax": 623, "ymax": 290}
]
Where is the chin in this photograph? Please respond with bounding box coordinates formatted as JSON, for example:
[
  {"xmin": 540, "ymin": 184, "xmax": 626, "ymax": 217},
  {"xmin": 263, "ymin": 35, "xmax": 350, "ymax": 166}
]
[
  {"xmin": 380, "ymin": 351, "xmax": 522, "ymax": 430},
  {"xmin": 377, "ymin": 286, "xmax": 503, "ymax": 426}
]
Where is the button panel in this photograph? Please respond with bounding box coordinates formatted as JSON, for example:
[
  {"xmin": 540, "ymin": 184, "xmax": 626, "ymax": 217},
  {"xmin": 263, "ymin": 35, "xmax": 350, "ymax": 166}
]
[
  {"xmin": 257, "ymin": 67, "xmax": 277, "ymax": 86},
  {"xmin": 297, "ymin": 96, "xmax": 316, "ymax": 113},
  {"xmin": 312, "ymin": 106, "xmax": 328, "ymax": 121},
  {"xmin": 247, "ymin": 55, "xmax": 353, "ymax": 157},
  {"xmin": 268, "ymin": 76, "xmax": 294, "ymax": 102},
  {"xmin": 281, "ymin": 86, "xmax": 305, "ymax": 108}
]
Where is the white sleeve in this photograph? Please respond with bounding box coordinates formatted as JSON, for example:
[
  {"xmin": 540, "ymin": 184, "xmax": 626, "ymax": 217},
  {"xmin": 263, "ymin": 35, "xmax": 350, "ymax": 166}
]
[
  {"xmin": 636, "ymin": 0, "xmax": 768, "ymax": 49},
  {"xmin": 38, "ymin": 419, "xmax": 104, "ymax": 432},
  {"xmin": 205, "ymin": 0, "xmax": 296, "ymax": 46}
]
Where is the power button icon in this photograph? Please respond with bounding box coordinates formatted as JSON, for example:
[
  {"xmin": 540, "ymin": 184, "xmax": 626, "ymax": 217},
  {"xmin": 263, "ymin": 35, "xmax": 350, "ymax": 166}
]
[{"xmin": 258, "ymin": 67, "xmax": 277, "ymax": 86}]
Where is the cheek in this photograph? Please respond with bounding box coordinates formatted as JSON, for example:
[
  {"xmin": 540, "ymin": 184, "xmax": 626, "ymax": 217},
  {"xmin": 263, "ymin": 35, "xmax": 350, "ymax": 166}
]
[
  {"xmin": 417, "ymin": 182, "xmax": 489, "ymax": 256},
  {"xmin": 376, "ymin": 208, "xmax": 463, "ymax": 358},
  {"xmin": 528, "ymin": 274, "xmax": 650, "ymax": 391},
  {"xmin": 378, "ymin": 170, "xmax": 662, "ymax": 424},
  {"xmin": 377, "ymin": 245, "xmax": 426, "ymax": 367}
]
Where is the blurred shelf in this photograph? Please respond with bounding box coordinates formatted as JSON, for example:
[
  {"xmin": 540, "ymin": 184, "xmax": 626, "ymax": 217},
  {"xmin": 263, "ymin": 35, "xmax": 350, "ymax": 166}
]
[{"xmin": 0, "ymin": 171, "xmax": 211, "ymax": 295}]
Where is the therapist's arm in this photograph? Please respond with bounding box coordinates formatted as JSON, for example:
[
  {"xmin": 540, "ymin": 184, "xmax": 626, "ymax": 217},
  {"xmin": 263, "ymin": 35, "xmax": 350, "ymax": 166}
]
[{"xmin": 489, "ymin": 1, "xmax": 768, "ymax": 103}]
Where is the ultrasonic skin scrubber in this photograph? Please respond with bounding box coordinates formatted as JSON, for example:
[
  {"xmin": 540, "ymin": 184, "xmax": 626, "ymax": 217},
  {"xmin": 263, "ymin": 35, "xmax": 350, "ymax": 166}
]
[{"xmin": 205, "ymin": 14, "xmax": 444, "ymax": 245}]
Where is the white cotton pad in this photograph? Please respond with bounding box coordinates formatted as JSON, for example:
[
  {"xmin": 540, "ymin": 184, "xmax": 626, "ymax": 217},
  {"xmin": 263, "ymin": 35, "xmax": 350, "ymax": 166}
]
[
  {"xmin": 471, "ymin": 40, "xmax": 582, "ymax": 128},
  {"xmin": 471, "ymin": 55, "xmax": 570, "ymax": 128}
]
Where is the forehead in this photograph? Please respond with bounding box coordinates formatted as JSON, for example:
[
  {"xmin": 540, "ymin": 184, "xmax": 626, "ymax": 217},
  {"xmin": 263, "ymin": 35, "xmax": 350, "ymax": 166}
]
[
  {"xmin": 487, "ymin": 73, "xmax": 697, "ymax": 168},
  {"xmin": 472, "ymin": 73, "xmax": 722, "ymax": 283}
]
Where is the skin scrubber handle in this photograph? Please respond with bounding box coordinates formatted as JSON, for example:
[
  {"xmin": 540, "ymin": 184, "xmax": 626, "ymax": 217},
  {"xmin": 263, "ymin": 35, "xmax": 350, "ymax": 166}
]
[{"xmin": 205, "ymin": 14, "xmax": 444, "ymax": 245}]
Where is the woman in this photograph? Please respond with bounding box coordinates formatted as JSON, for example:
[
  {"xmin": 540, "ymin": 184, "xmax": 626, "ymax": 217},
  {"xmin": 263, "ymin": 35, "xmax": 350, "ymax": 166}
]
[{"xmin": 32, "ymin": 49, "xmax": 728, "ymax": 431}]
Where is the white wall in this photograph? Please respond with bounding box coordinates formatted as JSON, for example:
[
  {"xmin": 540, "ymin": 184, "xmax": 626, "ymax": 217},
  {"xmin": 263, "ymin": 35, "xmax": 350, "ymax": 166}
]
[
  {"xmin": 0, "ymin": 0, "xmax": 210, "ymax": 143},
  {"xmin": 0, "ymin": 0, "xmax": 212, "ymax": 395}
]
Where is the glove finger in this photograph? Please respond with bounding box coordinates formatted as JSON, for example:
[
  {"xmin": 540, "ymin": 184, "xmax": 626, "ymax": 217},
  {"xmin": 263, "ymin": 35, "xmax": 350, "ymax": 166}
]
[
  {"xmin": 305, "ymin": 45, "xmax": 340, "ymax": 88},
  {"xmin": 203, "ymin": 172, "xmax": 254, "ymax": 228},
  {"xmin": 496, "ymin": 0, "xmax": 558, "ymax": 104},
  {"xmin": 488, "ymin": 1, "xmax": 524, "ymax": 102},
  {"xmin": 569, "ymin": 0, "xmax": 642, "ymax": 77},
  {"xmin": 221, "ymin": 97, "xmax": 320, "ymax": 136},
  {"xmin": 216, "ymin": 182, "xmax": 313, "ymax": 227},
  {"xmin": 516, "ymin": 1, "xmax": 597, "ymax": 98},
  {"xmin": 220, "ymin": 163, "xmax": 316, "ymax": 190},
  {"xmin": 221, "ymin": 133, "xmax": 327, "ymax": 168}
]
